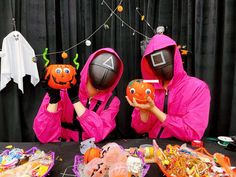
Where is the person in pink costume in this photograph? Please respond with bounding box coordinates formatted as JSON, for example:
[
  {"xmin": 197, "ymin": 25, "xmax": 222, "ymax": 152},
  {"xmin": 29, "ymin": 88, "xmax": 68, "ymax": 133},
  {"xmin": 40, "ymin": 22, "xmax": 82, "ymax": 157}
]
[
  {"xmin": 126, "ymin": 34, "xmax": 211, "ymax": 142},
  {"xmin": 34, "ymin": 48, "xmax": 123, "ymax": 143}
]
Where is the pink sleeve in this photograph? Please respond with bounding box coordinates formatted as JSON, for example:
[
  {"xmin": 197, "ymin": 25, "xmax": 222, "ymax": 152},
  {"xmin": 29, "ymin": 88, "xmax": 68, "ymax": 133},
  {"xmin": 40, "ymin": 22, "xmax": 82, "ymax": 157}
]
[
  {"xmin": 33, "ymin": 94, "xmax": 62, "ymax": 143},
  {"xmin": 78, "ymin": 97, "xmax": 120, "ymax": 143},
  {"xmin": 162, "ymin": 85, "xmax": 211, "ymax": 142},
  {"xmin": 131, "ymin": 108, "xmax": 156, "ymax": 133}
]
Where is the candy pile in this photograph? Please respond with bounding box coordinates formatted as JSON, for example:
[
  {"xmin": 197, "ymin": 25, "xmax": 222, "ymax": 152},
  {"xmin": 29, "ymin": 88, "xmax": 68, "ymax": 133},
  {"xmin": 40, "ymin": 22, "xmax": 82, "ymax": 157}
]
[
  {"xmin": 0, "ymin": 147, "xmax": 54, "ymax": 177},
  {"xmin": 73, "ymin": 141, "xmax": 150, "ymax": 177},
  {"xmin": 153, "ymin": 140, "xmax": 236, "ymax": 177}
]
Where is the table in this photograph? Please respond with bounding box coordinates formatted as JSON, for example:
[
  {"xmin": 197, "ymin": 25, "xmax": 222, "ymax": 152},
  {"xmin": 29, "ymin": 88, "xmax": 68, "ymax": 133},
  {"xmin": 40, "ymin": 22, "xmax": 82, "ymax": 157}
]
[{"xmin": 1, "ymin": 138, "xmax": 236, "ymax": 176}]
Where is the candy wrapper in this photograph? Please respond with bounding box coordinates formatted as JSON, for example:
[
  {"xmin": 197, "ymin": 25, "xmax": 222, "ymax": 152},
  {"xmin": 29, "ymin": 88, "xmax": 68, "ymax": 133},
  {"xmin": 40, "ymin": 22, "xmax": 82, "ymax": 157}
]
[
  {"xmin": 153, "ymin": 140, "xmax": 236, "ymax": 177},
  {"xmin": 0, "ymin": 147, "xmax": 55, "ymax": 177},
  {"xmin": 73, "ymin": 142, "xmax": 150, "ymax": 177}
]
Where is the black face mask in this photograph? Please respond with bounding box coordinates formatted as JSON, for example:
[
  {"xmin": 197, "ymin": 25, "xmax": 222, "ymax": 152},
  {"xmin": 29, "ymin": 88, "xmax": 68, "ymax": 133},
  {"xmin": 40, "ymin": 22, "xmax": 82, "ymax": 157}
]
[
  {"xmin": 89, "ymin": 53, "xmax": 121, "ymax": 90},
  {"xmin": 147, "ymin": 47, "xmax": 174, "ymax": 81}
]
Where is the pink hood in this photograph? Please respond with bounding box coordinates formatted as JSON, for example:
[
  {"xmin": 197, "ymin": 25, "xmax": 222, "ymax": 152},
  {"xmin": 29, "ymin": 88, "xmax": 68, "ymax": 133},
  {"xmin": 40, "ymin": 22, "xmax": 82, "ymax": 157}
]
[{"xmin": 141, "ymin": 34, "xmax": 187, "ymax": 89}]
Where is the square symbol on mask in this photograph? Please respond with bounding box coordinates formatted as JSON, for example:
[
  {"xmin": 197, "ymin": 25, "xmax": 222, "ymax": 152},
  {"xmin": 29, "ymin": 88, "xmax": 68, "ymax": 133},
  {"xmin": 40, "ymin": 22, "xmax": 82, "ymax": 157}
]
[{"xmin": 150, "ymin": 51, "xmax": 166, "ymax": 67}]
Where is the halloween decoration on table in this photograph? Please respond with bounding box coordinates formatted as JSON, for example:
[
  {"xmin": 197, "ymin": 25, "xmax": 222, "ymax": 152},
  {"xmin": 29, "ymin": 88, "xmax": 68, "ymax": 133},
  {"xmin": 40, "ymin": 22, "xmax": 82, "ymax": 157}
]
[
  {"xmin": 73, "ymin": 140, "xmax": 150, "ymax": 177},
  {"xmin": 126, "ymin": 79, "xmax": 155, "ymax": 104},
  {"xmin": 42, "ymin": 48, "xmax": 80, "ymax": 89},
  {"xmin": 153, "ymin": 140, "xmax": 236, "ymax": 177},
  {"xmin": 126, "ymin": 144, "xmax": 155, "ymax": 163},
  {"xmin": 84, "ymin": 147, "xmax": 101, "ymax": 164},
  {"xmin": 0, "ymin": 147, "xmax": 55, "ymax": 177},
  {"xmin": 80, "ymin": 138, "xmax": 96, "ymax": 154}
]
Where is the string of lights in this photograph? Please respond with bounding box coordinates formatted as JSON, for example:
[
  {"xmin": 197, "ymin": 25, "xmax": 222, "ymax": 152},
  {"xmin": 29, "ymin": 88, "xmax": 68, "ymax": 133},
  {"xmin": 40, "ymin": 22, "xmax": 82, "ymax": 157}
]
[
  {"xmin": 35, "ymin": 0, "xmax": 151, "ymax": 58},
  {"xmin": 35, "ymin": 1, "xmax": 118, "ymax": 57},
  {"xmin": 102, "ymin": 0, "xmax": 151, "ymax": 39},
  {"xmin": 135, "ymin": 7, "xmax": 155, "ymax": 34}
]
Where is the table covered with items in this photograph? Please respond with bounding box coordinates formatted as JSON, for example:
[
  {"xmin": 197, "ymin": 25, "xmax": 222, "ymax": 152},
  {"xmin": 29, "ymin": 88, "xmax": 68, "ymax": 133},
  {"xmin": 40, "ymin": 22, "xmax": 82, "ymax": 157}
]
[{"xmin": 0, "ymin": 138, "xmax": 236, "ymax": 177}]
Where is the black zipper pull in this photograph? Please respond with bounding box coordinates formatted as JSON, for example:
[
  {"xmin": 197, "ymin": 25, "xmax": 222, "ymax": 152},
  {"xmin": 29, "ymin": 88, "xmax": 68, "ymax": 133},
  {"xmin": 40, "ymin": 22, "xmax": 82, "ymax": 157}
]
[{"xmin": 86, "ymin": 98, "xmax": 91, "ymax": 108}]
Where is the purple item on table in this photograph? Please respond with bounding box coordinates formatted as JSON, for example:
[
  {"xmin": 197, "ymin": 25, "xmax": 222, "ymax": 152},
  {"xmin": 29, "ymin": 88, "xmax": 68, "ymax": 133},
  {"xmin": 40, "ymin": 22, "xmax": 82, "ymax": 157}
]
[
  {"xmin": 0, "ymin": 146, "xmax": 55, "ymax": 177},
  {"xmin": 73, "ymin": 154, "xmax": 150, "ymax": 177},
  {"xmin": 26, "ymin": 147, "xmax": 55, "ymax": 177},
  {"xmin": 73, "ymin": 155, "xmax": 84, "ymax": 177}
]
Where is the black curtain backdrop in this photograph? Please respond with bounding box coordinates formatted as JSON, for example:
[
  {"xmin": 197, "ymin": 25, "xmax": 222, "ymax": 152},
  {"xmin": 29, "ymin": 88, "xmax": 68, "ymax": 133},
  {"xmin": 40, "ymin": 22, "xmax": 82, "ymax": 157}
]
[{"xmin": 0, "ymin": 0, "xmax": 235, "ymax": 142}]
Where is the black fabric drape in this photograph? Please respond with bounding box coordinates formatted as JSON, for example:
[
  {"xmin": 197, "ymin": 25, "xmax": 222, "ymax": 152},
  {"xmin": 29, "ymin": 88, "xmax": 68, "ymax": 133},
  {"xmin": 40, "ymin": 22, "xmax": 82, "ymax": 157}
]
[{"xmin": 0, "ymin": 0, "xmax": 235, "ymax": 142}]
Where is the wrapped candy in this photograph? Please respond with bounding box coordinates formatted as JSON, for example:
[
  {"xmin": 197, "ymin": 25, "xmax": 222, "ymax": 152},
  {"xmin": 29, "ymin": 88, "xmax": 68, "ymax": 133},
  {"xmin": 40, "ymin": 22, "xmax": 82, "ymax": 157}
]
[
  {"xmin": 100, "ymin": 143, "xmax": 123, "ymax": 166},
  {"xmin": 0, "ymin": 147, "xmax": 54, "ymax": 177},
  {"xmin": 73, "ymin": 141, "xmax": 150, "ymax": 177},
  {"xmin": 83, "ymin": 158, "xmax": 107, "ymax": 177},
  {"xmin": 153, "ymin": 140, "xmax": 236, "ymax": 177},
  {"xmin": 126, "ymin": 156, "xmax": 143, "ymax": 177},
  {"xmin": 108, "ymin": 162, "xmax": 128, "ymax": 177}
]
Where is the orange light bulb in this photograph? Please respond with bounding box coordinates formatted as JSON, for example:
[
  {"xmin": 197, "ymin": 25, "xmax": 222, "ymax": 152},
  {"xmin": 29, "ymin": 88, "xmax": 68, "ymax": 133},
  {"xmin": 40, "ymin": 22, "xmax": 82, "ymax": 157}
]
[
  {"xmin": 117, "ymin": 5, "xmax": 123, "ymax": 12},
  {"xmin": 61, "ymin": 52, "xmax": 68, "ymax": 59}
]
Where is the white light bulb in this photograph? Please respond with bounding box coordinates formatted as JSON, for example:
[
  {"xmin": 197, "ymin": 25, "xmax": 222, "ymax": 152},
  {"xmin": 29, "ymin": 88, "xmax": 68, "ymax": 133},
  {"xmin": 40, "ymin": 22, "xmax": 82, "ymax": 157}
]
[{"xmin": 85, "ymin": 40, "xmax": 91, "ymax": 46}]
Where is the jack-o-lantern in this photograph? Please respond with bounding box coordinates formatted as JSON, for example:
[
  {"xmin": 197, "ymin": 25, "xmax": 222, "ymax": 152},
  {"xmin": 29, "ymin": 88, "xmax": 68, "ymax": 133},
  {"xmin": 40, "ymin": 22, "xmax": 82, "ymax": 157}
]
[
  {"xmin": 84, "ymin": 147, "xmax": 101, "ymax": 164},
  {"xmin": 126, "ymin": 79, "xmax": 155, "ymax": 104},
  {"xmin": 44, "ymin": 64, "xmax": 77, "ymax": 89},
  {"xmin": 42, "ymin": 48, "xmax": 80, "ymax": 89}
]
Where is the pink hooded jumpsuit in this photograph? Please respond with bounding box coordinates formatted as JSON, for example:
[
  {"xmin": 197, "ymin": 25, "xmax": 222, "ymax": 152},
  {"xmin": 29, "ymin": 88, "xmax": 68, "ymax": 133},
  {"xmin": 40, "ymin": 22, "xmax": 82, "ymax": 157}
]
[
  {"xmin": 131, "ymin": 34, "xmax": 211, "ymax": 142},
  {"xmin": 33, "ymin": 48, "xmax": 123, "ymax": 143}
]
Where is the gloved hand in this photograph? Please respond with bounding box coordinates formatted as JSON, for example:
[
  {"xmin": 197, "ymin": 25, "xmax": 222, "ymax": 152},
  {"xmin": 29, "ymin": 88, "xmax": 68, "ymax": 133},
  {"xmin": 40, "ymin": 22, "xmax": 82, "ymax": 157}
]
[
  {"xmin": 41, "ymin": 70, "xmax": 61, "ymax": 104},
  {"xmin": 67, "ymin": 72, "xmax": 80, "ymax": 104}
]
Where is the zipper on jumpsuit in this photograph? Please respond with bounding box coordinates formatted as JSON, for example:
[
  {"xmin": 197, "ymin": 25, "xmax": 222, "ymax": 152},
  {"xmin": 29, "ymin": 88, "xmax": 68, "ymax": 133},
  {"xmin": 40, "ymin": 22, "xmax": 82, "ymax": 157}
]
[
  {"xmin": 75, "ymin": 98, "xmax": 91, "ymax": 141},
  {"xmin": 157, "ymin": 89, "xmax": 168, "ymax": 138}
]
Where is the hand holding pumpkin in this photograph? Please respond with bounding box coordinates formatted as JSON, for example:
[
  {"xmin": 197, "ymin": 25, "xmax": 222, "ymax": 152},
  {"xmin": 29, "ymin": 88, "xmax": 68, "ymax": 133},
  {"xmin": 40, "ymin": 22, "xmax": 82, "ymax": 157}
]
[
  {"xmin": 42, "ymin": 69, "xmax": 61, "ymax": 104},
  {"xmin": 67, "ymin": 70, "xmax": 80, "ymax": 104},
  {"xmin": 126, "ymin": 95, "xmax": 155, "ymax": 111}
]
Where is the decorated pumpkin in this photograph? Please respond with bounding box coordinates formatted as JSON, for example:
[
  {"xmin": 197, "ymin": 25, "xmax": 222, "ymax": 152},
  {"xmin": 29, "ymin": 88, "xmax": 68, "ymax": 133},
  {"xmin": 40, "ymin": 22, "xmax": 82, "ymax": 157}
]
[
  {"xmin": 42, "ymin": 48, "xmax": 80, "ymax": 90},
  {"xmin": 44, "ymin": 64, "xmax": 77, "ymax": 89},
  {"xmin": 84, "ymin": 147, "xmax": 101, "ymax": 164},
  {"xmin": 126, "ymin": 79, "xmax": 155, "ymax": 104}
]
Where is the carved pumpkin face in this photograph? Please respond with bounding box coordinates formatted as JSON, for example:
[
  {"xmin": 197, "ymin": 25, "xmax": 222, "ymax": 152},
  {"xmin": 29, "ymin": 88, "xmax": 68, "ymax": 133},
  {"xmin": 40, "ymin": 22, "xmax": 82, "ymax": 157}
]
[
  {"xmin": 44, "ymin": 64, "xmax": 77, "ymax": 89},
  {"xmin": 126, "ymin": 79, "xmax": 155, "ymax": 104}
]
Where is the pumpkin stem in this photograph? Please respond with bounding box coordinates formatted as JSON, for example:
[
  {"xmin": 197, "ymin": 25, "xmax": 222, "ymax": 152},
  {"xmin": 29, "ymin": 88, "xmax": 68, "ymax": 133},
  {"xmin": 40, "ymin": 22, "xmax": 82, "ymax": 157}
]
[
  {"xmin": 73, "ymin": 53, "xmax": 80, "ymax": 70},
  {"xmin": 43, "ymin": 48, "xmax": 50, "ymax": 67}
]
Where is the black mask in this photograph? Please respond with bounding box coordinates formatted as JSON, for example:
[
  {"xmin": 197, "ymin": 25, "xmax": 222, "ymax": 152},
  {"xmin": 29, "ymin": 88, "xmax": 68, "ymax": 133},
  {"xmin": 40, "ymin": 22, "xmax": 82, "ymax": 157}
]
[
  {"xmin": 89, "ymin": 53, "xmax": 121, "ymax": 90},
  {"xmin": 147, "ymin": 47, "xmax": 174, "ymax": 81}
]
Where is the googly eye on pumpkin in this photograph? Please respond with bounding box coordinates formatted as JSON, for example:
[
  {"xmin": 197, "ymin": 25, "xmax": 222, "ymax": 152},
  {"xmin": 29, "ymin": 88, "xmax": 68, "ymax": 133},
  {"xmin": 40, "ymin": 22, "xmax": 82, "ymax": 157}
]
[
  {"xmin": 64, "ymin": 67, "xmax": 70, "ymax": 74},
  {"xmin": 55, "ymin": 68, "xmax": 62, "ymax": 74},
  {"xmin": 145, "ymin": 88, "xmax": 151, "ymax": 95},
  {"xmin": 130, "ymin": 88, "xmax": 135, "ymax": 94}
]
